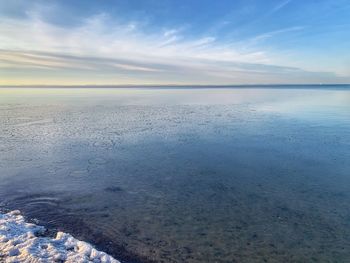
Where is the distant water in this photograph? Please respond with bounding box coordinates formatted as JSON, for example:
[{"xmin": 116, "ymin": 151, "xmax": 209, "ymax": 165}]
[{"xmin": 0, "ymin": 86, "xmax": 349, "ymax": 262}]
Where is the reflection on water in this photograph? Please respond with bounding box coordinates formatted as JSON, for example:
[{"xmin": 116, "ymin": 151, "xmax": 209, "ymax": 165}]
[{"xmin": 0, "ymin": 86, "xmax": 350, "ymax": 262}]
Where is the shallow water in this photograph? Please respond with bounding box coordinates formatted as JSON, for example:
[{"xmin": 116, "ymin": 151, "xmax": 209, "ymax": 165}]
[{"xmin": 0, "ymin": 86, "xmax": 350, "ymax": 262}]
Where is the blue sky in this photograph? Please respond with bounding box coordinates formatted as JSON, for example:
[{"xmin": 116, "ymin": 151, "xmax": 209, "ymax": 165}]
[{"xmin": 0, "ymin": 0, "xmax": 349, "ymax": 85}]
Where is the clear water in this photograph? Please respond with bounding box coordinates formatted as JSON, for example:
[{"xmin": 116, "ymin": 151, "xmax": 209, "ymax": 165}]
[{"xmin": 0, "ymin": 86, "xmax": 349, "ymax": 262}]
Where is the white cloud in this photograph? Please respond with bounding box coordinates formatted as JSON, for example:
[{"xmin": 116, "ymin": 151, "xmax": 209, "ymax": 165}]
[{"xmin": 0, "ymin": 13, "xmax": 268, "ymax": 68}]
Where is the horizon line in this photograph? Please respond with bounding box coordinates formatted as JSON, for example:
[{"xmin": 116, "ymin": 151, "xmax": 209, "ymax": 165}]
[{"xmin": 0, "ymin": 83, "xmax": 349, "ymax": 88}]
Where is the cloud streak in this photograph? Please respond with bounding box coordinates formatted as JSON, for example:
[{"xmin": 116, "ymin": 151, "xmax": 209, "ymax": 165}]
[
  {"xmin": 250, "ymin": 26, "xmax": 305, "ymax": 43},
  {"xmin": 271, "ymin": 0, "xmax": 292, "ymax": 13}
]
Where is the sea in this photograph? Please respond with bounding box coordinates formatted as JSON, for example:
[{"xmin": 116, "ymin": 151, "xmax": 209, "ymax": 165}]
[{"xmin": 0, "ymin": 85, "xmax": 349, "ymax": 262}]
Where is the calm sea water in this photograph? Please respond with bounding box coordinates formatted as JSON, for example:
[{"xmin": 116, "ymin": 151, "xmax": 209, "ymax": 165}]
[{"xmin": 0, "ymin": 86, "xmax": 349, "ymax": 262}]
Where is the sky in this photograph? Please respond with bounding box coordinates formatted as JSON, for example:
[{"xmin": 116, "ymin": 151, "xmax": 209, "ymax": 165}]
[{"xmin": 0, "ymin": 0, "xmax": 349, "ymax": 85}]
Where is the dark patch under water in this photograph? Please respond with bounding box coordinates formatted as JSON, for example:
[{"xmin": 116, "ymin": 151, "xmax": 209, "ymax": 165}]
[{"xmin": 0, "ymin": 87, "xmax": 350, "ymax": 262}]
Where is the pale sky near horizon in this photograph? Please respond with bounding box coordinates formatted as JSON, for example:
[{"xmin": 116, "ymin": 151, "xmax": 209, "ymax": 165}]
[{"xmin": 0, "ymin": 0, "xmax": 349, "ymax": 85}]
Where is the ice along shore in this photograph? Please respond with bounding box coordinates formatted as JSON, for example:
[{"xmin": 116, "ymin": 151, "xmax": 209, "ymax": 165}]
[{"xmin": 0, "ymin": 210, "xmax": 120, "ymax": 263}]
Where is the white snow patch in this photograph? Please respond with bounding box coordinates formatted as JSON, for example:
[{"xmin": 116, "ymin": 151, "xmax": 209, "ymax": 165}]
[{"xmin": 0, "ymin": 210, "xmax": 120, "ymax": 263}]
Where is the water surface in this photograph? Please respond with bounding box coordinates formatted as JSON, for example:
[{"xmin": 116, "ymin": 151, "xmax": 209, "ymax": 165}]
[{"xmin": 0, "ymin": 86, "xmax": 350, "ymax": 262}]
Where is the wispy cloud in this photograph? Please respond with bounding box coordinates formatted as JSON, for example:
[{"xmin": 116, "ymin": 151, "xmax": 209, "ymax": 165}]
[
  {"xmin": 271, "ymin": 0, "xmax": 292, "ymax": 14},
  {"xmin": 0, "ymin": 12, "xmax": 271, "ymax": 72},
  {"xmin": 250, "ymin": 26, "xmax": 305, "ymax": 43}
]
